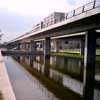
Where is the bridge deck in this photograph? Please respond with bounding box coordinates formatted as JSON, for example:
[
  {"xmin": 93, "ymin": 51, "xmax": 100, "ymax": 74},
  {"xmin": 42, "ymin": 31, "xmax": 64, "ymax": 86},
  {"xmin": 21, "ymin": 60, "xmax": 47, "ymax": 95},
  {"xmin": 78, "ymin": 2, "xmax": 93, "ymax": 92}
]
[{"xmin": 11, "ymin": 1, "xmax": 100, "ymax": 42}]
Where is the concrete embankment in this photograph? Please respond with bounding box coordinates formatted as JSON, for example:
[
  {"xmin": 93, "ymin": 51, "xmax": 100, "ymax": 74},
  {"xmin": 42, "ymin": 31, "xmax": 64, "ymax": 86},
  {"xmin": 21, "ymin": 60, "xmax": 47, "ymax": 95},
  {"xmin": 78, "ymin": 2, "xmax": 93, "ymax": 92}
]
[{"xmin": 0, "ymin": 50, "xmax": 16, "ymax": 100}]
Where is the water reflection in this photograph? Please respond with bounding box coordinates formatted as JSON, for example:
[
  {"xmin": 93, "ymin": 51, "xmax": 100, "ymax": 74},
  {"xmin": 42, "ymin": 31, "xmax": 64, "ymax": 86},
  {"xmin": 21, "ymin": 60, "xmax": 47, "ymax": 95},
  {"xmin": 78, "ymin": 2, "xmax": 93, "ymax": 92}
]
[
  {"xmin": 94, "ymin": 89, "xmax": 100, "ymax": 100},
  {"xmin": 33, "ymin": 56, "xmax": 83, "ymax": 95},
  {"xmin": 50, "ymin": 56, "xmax": 83, "ymax": 81},
  {"xmin": 5, "ymin": 56, "xmax": 59, "ymax": 100},
  {"xmin": 14, "ymin": 55, "xmax": 100, "ymax": 100}
]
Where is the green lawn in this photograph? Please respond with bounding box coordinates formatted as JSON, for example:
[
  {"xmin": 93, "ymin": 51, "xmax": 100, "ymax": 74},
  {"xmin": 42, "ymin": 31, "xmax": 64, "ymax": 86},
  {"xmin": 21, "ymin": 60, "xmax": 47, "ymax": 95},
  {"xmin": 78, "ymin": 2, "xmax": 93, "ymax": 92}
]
[
  {"xmin": 52, "ymin": 52, "xmax": 83, "ymax": 59},
  {"xmin": 63, "ymin": 48, "xmax": 100, "ymax": 53},
  {"xmin": 52, "ymin": 52, "xmax": 100, "ymax": 62}
]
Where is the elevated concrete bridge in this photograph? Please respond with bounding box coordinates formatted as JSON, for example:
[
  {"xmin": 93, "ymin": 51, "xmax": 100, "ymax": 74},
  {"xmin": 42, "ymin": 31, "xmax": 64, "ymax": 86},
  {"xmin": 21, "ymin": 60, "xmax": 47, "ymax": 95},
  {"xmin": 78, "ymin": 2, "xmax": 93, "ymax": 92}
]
[{"xmin": 6, "ymin": 1, "xmax": 100, "ymax": 54}]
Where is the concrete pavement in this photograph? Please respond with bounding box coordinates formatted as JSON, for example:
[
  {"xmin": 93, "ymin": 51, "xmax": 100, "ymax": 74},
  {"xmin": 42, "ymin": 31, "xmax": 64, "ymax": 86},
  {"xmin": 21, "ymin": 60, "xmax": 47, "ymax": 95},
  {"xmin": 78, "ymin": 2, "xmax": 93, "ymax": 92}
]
[{"xmin": 0, "ymin": 50, "xmax": 16, "ymax": 100}]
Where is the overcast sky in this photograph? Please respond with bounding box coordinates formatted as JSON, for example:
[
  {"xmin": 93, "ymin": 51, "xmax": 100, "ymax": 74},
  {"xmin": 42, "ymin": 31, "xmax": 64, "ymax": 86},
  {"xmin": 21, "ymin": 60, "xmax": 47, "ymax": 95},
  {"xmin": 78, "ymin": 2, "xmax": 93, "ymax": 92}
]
[{"xmin": 0, "ymin": 0, "xmax": 92, "ymax": 42}]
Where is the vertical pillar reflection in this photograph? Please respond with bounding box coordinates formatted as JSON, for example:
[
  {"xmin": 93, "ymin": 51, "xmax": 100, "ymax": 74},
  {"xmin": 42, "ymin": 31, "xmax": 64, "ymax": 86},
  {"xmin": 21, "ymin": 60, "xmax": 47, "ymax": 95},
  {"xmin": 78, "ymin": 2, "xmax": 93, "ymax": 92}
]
[{"xmin": 44, "ymin": 37, "xmax": 51, "ymax": 77}]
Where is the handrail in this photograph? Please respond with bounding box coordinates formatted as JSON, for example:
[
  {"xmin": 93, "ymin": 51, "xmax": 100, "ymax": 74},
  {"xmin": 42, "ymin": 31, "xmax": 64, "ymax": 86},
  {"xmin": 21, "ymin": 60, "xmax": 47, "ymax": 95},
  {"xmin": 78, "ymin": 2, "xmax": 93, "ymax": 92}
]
[{"xmin": 65, "ymin": 0, "xmax": 100, "ymax": 19}]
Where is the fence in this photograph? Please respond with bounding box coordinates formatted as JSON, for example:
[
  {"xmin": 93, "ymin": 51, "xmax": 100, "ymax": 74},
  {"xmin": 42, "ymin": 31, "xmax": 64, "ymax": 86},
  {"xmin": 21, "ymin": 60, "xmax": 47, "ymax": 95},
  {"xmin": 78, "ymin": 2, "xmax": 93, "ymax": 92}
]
[{"xmin": 65, "ymin": 0, "xmax": 100, "ymax": 19}]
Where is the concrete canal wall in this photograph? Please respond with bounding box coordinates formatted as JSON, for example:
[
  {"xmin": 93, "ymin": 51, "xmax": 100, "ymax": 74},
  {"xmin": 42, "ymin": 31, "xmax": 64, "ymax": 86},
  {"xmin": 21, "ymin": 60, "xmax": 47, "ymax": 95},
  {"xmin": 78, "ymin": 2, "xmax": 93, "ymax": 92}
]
[{"xmin": 0, "ymin": 50, "xmax": 16, "ymax": 100}]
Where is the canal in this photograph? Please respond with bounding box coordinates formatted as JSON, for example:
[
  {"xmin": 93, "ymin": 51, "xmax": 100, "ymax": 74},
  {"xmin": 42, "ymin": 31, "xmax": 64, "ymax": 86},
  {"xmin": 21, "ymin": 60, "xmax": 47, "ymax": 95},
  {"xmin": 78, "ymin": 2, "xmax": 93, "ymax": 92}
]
[
  {"xmin": 4, "ymin": 55, "xmax": 100, "ymax": 100},
  {"xmin": 4, "ymin": 56, "xmax": 59, "ymax": 100}
]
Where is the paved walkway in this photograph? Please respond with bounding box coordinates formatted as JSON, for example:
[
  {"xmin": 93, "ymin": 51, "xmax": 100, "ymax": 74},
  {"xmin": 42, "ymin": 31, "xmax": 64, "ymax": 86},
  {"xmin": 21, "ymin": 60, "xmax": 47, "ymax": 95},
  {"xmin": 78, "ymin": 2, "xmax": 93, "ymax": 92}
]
[{"xmin": 0, "ymin": 50, "xmax": 16, "ymax": 100}]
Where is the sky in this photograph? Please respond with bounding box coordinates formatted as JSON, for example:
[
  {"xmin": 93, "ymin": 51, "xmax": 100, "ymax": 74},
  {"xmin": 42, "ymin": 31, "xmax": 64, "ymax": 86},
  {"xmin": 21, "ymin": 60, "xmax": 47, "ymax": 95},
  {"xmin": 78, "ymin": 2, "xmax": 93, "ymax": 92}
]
[{"xmin": 0, "ymin": 0, "xmax": 92, "ymax": 42}]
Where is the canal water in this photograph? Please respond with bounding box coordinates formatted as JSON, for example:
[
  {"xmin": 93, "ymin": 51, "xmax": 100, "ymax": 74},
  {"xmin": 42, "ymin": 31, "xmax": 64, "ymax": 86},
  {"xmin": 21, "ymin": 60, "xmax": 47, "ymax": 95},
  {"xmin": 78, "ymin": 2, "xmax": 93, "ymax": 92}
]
[
  {"xmin": 4, "ymin": 55, "xmax": 100, "ymax": 100},
  {"xmin": 4, "ymin": 56, "xmax": 59, "ymax": 100}
]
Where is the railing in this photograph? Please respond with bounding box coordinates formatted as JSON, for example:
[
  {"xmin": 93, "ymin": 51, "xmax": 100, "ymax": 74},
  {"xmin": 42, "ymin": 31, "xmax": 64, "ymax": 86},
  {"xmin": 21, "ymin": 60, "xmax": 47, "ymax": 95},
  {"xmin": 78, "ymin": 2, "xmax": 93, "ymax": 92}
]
[
  {"xmin": 41, "ymin": 0, "xmax": 100, "ymax": 29},
  {"xmin": 65, "ymin": 0, "xmax": 100, "ymax": 19}
]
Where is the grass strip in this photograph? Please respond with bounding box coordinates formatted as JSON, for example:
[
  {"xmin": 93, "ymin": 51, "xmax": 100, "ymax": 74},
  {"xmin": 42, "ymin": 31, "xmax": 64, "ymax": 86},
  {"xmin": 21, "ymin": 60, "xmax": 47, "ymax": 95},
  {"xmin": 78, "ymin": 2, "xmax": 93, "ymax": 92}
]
[
  {"xmin": 51, "ymin": 52, "xmax": 100, "ymax": 61},
  {"xmin": 51, "ymin": 52, "xmax": 83, "ymax": 59}
]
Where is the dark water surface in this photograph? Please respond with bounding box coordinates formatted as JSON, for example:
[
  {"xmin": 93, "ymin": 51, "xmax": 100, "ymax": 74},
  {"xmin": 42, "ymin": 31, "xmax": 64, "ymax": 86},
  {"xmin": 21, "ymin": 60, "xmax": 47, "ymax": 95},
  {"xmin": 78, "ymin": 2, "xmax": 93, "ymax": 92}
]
[
  {"xmin": 4, "ymin": 56, "xmax": 59, "ymax": 100},
  {"xmin": 4, "ymin": 55, "xmax": 100, "ymax": 100}
]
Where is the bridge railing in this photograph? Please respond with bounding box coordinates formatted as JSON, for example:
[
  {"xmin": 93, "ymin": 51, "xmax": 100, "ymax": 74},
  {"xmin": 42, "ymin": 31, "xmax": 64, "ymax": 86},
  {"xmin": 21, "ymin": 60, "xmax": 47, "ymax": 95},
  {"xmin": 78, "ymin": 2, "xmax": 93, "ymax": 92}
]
[{"xmin": 65, "ymin": 0, "xmax": 100, "ymax": 19}]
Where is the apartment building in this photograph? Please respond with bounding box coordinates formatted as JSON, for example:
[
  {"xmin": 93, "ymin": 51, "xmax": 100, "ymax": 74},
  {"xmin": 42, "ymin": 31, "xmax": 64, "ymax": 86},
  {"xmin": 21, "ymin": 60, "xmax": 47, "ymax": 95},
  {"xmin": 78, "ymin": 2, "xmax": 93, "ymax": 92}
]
[{"xmin": 43, "ymin": 12, "xmax": 65, "ymax": 28}]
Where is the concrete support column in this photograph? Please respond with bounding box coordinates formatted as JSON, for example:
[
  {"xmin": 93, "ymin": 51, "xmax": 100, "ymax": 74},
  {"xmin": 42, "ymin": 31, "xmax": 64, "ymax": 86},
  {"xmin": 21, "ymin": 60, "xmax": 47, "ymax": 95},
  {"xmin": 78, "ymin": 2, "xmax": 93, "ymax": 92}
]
[
  {"xmin": 16, "ymin": 56, "xmax": 20, "ymax": 62},
  {"xmin": 25, "ymin": 43, "xmax": 28, "ymax": 50},
  {"xmin": 44, "ymin": 37, "xmax": 51, "ymax": 76},
  {"xmin": 21, "ymin": 43, "xmax": 23, "ymax": 50},
  {"xmin": 23, "ymin": 43, "xmax": 26, "ymax": 50},
  {"xmin": 30, "ymin": 55, "xmax": 34, "ymax": 67},
  {"xmin": 44, "ymin": 37, "xmax": 51, "ymax": 55},
  {"xmin": 83, "ymin": 30, "xmax": 96, "ymax": 100},
  {"xmin": 80, "ymin": 38, "xmax": 84, "ymax": 55},
  {"xmin": 44, "ymin": 55, "xmax": 50, "ymax": 77},
  {"xmin": 55, "ymin": 39, "xmax": 60, "ymax": 52},
  {"xmin": 22, "ymin": 56, "xmax": 25, "ymax": 62},
  {"xmin": 30, "ymin": 40, "xmax": 36, "ymax": 53},
  {"xmin": 30, "ymin": 40, "xmax": 37, "ymax": 66},
  {"xmin": 26, "ymin": 43, "xmax": 29, "ymax": 50},
  {"xmin": 42, "ymin": 40, "xmax": 45, "ymax": 51},
  {"xmin": 17, "ymin": 43, "xmax": 21, "ymax": 50},
  {"xmin": 28, "ymin": 43, "xmax": 30, "ymax": 51}
]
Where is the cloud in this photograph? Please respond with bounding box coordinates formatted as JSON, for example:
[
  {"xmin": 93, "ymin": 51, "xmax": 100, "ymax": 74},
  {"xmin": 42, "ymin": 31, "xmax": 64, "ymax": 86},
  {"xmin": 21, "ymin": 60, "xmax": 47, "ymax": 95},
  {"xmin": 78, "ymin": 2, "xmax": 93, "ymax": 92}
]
[
  {"xmin": 66, "ymin": 0, "xmax": 76, "ymax": 5},
  {"xmin": 0, "ymin": 0, "xmax": 67, "ymax": 16},
  {"xmin": 0, "ymin": 8, "xmax": 40, "ymax": 42}
]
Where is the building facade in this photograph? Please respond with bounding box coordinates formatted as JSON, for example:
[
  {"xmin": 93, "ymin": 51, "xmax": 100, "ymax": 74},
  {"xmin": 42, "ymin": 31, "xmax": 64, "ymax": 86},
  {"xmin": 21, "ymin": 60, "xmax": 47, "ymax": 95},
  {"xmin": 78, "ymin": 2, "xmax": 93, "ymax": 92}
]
[{"xmin": 43, "ymin": 12, "xmax": 65, "ymax": 28}]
